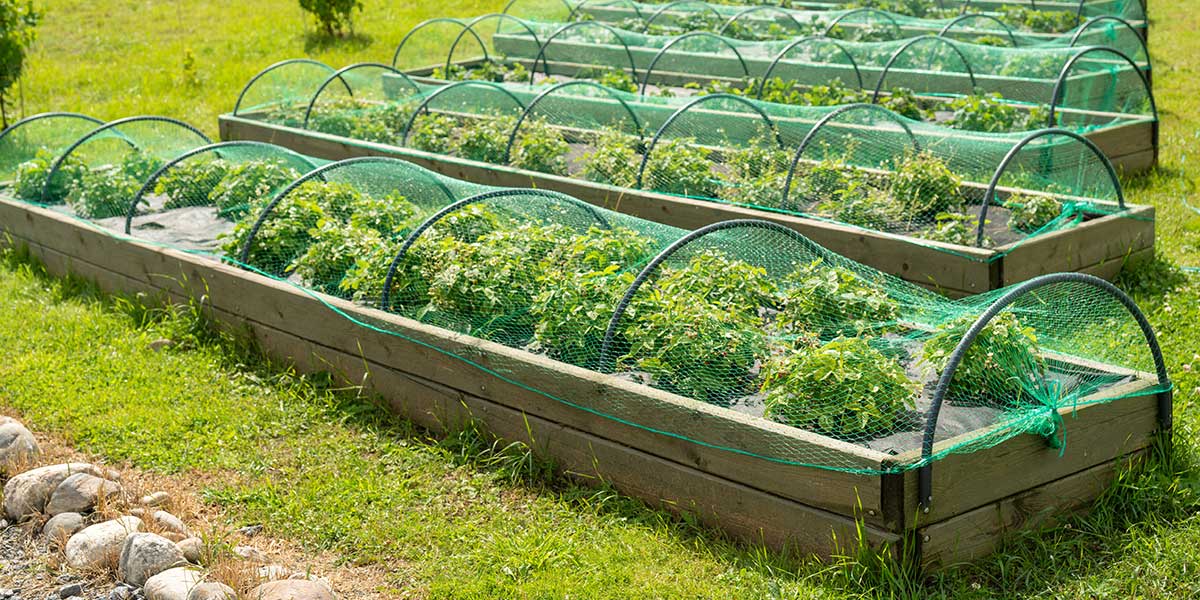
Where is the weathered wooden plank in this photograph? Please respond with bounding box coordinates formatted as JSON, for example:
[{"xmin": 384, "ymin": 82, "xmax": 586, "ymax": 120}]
[
  {"xmin": 894, "ymin": 381, "xmax": 1160, "ymax": 526},
  {"xmin": 918, "ymin": 450, "xmax": 1147, "ymax": 568},
  {"xmin": 995, "ymin": 204, "xmax": 1155, "ymax": 286}
]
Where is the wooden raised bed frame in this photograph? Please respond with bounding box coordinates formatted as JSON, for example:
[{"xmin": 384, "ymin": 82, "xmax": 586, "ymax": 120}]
[
  {"xmin": 0, "ymin": 195, "xmax": 1166, "ymax": 568},
  {"xmin": 218, "ymin": 113, "xmax": 1156, "ymax": 297}
]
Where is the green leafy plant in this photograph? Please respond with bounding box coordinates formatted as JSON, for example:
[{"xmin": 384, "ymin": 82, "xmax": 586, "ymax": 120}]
[
  {"xmin": 509, "ymin": 119, "xmax": 570, "ymax": 176},
  {"xmin": 643, "ymin": 138, "xmax": 715, "ymax": 197},
  {"xmin": 407, "ymin": 113, "xmax": 457, "ymax": 155},
  {"xmin": 456, "ymin": 116, "xmax": 516, "ymax": 165},
  {"xmin": 761, "ymin": 337, "xmax": 918, "ymax": 440},
  {"xmin": 0, "ymin": 0, "xmax": 39, "ymax": 128},
  {"xmin": 776, "ymin": 258, "xmax": 898, "ymax": 341},
  {"xmin": 945, "ymin": 94, "xmax": 1046, "ymax": 133},
  {"xmin": 718, "ymin": 142, "xmax": 791, "ymax": 208},
  {"xmin": 529, "ymin": 267, "xmax": 635, "ymax": 366},
  {"xmin": 653, "ymin": 250, "xmax": 778, "ymax": 318},
  {"xmin": 799, "ymin": 78, "xmax": 869, "ymax": 107},
  {"xmin": 921, "ymin": 211, "xmax": 987, "ymax": 246},
  {"xmin": 594, "ymin": 68, "xmax": 638, "ymax": 94},
  {"xmin": 119, "ymin": 150, "xmax": 164, "ymax": 182},
  {"xmin": 157, "ymin": 159, "xmax": 229, "ymax": 210},
  {"xmin": 67, "ymin": 169, "xmax": 141, "ymax": 219},
  {"xmin": 347, "ymin": 190, "xmax": 419, "ymax": 237},
  {"xmin": 218, "ymin": 180, "xmax": 354, "ymax": 274},
  {"xmin": 12, "ymin": 149, "xmax": 86, "ymax": 203},
  {"xmin": 299, "ymin": 0, "xmax": 362, "ymax": 37},
  {"xmin": 999, "ymin": 7, "xmax": 1079, "ymax": 33},
  {"xmin": 921, "ymin": 311, "xmax": 1045, "ymax": 404},
  {"xmin": 889, "ymin": 151, "xmax": 964, "ymax": 218},
  {"xmin": 814, "ymin": 184, "xmax": 896, "ymax": 230},
  {"xmin": 431, "ymin": 61, "xmax": 529, "ymax": 84},
  {"xmin": 291, "ymin": 221, "xmax": 383, "ymax": 295},
  {"xmin": 1004, "ymin": 193, "xmax": 1063, "ymax": 232},
  {"xmin": 309, "ymin": 99, "xmax": 409, "ymax": 144},
  {"xmin": 208, "ymin": 160, "xmax": 302, "ymax": 220},
  {"xmin": 582, "ymin": 130, "xmax": 640, "ymax": 188},
  {"xmin": 879, "ymin": 87, "xmax": 930, "ymax": 121}
]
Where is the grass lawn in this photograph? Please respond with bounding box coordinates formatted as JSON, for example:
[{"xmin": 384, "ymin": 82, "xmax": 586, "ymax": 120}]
[{"xmin": 3, "ymin": 0, "xmax": 1200, "ymax": 598}]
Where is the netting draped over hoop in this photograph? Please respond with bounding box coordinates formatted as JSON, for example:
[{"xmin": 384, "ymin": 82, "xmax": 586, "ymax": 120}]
[{"xmin": 0, "ymin": 123, "xmax": 1171, "ymax": 476}]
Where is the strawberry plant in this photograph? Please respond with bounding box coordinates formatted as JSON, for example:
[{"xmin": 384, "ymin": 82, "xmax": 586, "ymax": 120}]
[
  {"xmin": 717, "ymin": 142, "xmax": 791, "ymax": 207},
  {"xmin": 594, "ymin": 68, "xmax": 638, "ymax": 94},
  {"xmin": 408, "ymin": 113, "xmax": 457, "ymax": 155},
  {"xmin": 530, "ymin": 267, "xmax": 636, "ymax": 366},
  {"xmin": 776, "ymin": 258, "xmax": 898, "ymax": 341},
  {"xmin": 814, "ymin": 184, "xmax": 896, "ymax": 230},
  {"xmin": 431, "ymin": 61, "xmax": 528, "ymax": 84},
  {"xmin": 456, "ymin": 116, "xmax": 516, "ymax": 165},
  {"xmin": 291, "ymin": 220, "xmax": 384, "ymax": 295},
  {"xmin": 921, "ymin": 212, "xmax": 988, "ymax": 246},
  {"xmin": 643, "ymin": 138, "xmax": 715, "ymax": 197},
  {"xmin": 945, "ymin": 94, "xmax": 1047, "ymax": 133},
  {"xmin": 218, "ymin": 180, "xmax": 354, "ymax": 274},
  {"xmin": 653, "ymin": 250, "xmax": 778, "ymax": 317},
  {"xmin": 582, "ymin": 130, "xmax": 640, "ymax": 188},
  {"xmin": 921, "ymin": 311, "xmax": 1045, "ymax": 404},
  {"xmin": 879, "ymin": 87, "xmax": 930, "ymax": 121},
  {"xmin": 120, "ymin": 150, "xmax": 165, "ymax": 182},
  {"xmin": 889, "ymin": 151, "xmax": 964, "ymax": 218},
  {"xmin": 12, "ymin": 149, "xmax": 86, "ymax": 203},
  {"xmin": 67, "ymin": 169, "xmax": 141, "ymax": 219},
  {"xmin": 157, "ymin": 159, "xmax": 229, "ymax": 210},
  {"xmin": 761, "ymin": 337, "xmax": 918, "ymax": 440},
  {"xmin": 347, "ymin": 190, "xmax": 420, "ymax": 237},
  {"xmin": 999, "ymin": 7, "xmax": 1079, "ymax": 33},
  {"xmin": 509, "ymin": 119, "xmax": 570, "ymax": 176},
  {"xmin": 208, "ymin": 160, "xmax": 303, "ymax": 220},
  {"xmin": 1004, "ymin": 193, "xmax": 1062, "ymax": 232}
]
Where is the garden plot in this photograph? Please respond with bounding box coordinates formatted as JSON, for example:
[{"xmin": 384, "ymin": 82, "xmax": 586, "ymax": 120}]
[{"xmin": 0, "ymin": 159, "xmax": 1170, "ymax": 568}]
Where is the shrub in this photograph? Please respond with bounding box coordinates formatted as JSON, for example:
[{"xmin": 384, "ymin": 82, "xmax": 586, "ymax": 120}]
[
  {"xmin": 776, "ymin": 258, "xmax": 898, "ymax": 341},
  {"xmin": 407, "ymin": 113, "xmax": 457, "ymax": 155},
  {"xmin": 889, "ymin": 151, "xmax": 964, "ymax": 218},
  {"xmin": 0, "ymin": 0, "xmax": 39, "ymax": 128},
  {"xmin": 1004, "ymin": 193, "xmax": 1062, "ymax": 232},
  {"xmin": 510, "ymin": 119, "xmax": 570, "ymax": 176},
  {"xmin": 761, "ymin": 337, "xmax": 918, "ymax": 441},
  {"xmin": 921, "ymin": 311, "xmax": 1045, "ymax": 404},
  {"xmin": 157, "ymin": 159, "xmax": 229, "ymax": 210},
  {"xmin": 643, "ymin": 138, "xmax": 715, "ymax": 197},
  {"xmin": 456, "ymin": 116, "xmax": 516, "ymax": 165},
  {"xmin": 67, "ymin": 169, "xmax": 141, "ymax": 219},
  {"xmin": 582, "ymin": 130, "xmax": 640, "ymax": 188},
  {"xmin": 299, "ymin": 0, "xmax": 362, "ymax": 37},
  {"xmin": 208, "ymin": 160, "xmax": 303, "ymax": 220},
  {"xmin": 12, "ymin": 149, "xmax": 86, "ymax": 203}
]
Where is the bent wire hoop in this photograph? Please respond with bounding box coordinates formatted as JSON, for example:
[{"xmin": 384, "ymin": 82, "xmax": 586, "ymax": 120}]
[
  {"xmin": 759, "ymin": 36, "xmax": 865, "ymax": 93},
  {"xmin": 233, "ymin": 59, "xmax": 339, "ymax": 116},
  {"xmin": 639, "ymin": 31, "xmax": 750, "ymax": 95},
  {"xmin": 502, "ymin": 80, "xmax": 645, "ymax": 163},
  {"xmin": 917, "ymin": 272, "xmax": 1171, "ymax": 510},
  {"xmin": 870, "ymin": 36, "xmax": 977, "ymax": 103},
  {"xmin": 300, "ymin": 63, "xmax": 417, "ymax": 130},
  {"xmin": 530, "ymin": 21, "xmax": 641, "ymax": 87},
  {"xmin": 398, "ymin": 81, "xmax": 528, "ymax": 147},
  {"xmin": 936, "ymin": 13, "xmax": 1019, "ymax": 46},
  {"xmin": 379, "ymin": 188, "xmax": 611, "ymax": 309}
]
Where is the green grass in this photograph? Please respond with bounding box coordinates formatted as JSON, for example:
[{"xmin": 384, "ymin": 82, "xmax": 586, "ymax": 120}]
[{"xmin": 3, "ymin": 0, "xmax": 1200, "ymax": 597}]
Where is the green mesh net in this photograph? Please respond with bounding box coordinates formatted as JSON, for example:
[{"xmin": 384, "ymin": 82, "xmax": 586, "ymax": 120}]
[
  {"xmin": 229, "ymin": 59, "xmax": 1146, "ymax": 258},
  {"xmin": 0, "ymin": 119, "xmax": 1170, "ymax": 474}
]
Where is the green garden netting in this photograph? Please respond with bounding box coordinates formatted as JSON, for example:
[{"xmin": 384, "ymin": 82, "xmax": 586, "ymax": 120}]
[
  {"xmin": 231, "ymin": 58, "xmax": 1144, "ymax": 258},
  {"xmin": 502, "ymin": 0, "xmax": 1149, "ymax": 64},
  {"xmin": 0, "ymin": 115, "xmax": 1171, "ymax": 477}
]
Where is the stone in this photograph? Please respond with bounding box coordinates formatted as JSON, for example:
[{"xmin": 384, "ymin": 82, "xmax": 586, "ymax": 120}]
[
  {"xmin": 57, "ymin": 584, "xmax": 82, "ymax": 599},
  {"xmin": 140, "ymin": 492, "xmax": 170, "ymax": 508},
  {"xmin": 63, "ymin": 516, "xmax": 143, "ymax": 571},
  {"xmin": 3, "ymin": 463, "xmax": 99, "ymax": 521},
  {"xmin": 151, "ymin": 511, "xmax": 188, "ymax": 536},
  {"xmin": 250, "ymin": 580, "xmax": 335, "ymax": 600},
  {"xmin": 184, "ymin": 583, "xmax": 235, "ymax": 600},
  {"xmin": 119, "ymin": 533, "xmax": 186, "ymax": 587},
  {"xmin": 175, "ymin": 538, "xmax": 202, "ymax": 564},
  {"xmin": 161, "ymin": 531, "xmax": 186, "ymax": 543},
  {"xmin": 44, "ymin": 512, "xmax": 86, "ymax": 543},
  {"xmin": 233, "ymin": 545, "xmax": 268, "ymax": 563},
  {"xmin": 108, "ymin": 587, "xmax": 132, "ymax": 600},
  {"xmin": 46, "ymin": 473, "xmax": 122, "ymax": 516},
  {"xmin": 143, "ymin": 568, "xmax": 203, "ymax": 600},
  {"xmin": 0, "ymin": 418, "xmax": 40, "ymax": 476},
  {"xmin": 129, "ymin": 508, "xmax": 146, "ymax": 518},
  {"xmin": 147, "ymin": 339, "xmax": 173, "ymax": 352},
  {"xmin": 237, "ymin": 524, "xmax": 262, "ymax": 537}
]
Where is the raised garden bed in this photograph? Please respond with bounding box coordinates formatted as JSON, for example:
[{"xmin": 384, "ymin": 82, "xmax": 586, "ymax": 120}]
[
  {"xmin": 219, "ymin": 107, "xmax": 1156, "ymax": 296},
  {"xmin": 0, "ymin": 191, "xmax": 1171, "ymax": 568}
]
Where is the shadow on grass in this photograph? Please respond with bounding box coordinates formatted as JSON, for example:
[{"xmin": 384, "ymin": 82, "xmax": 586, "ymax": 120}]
[
  {"xmin": 302, "ymin": 31, "xmax": 374, "ymax": 54},
  {"xmin": 4, "ymin": 243, "xmax": 1199, "ymax": 599}
]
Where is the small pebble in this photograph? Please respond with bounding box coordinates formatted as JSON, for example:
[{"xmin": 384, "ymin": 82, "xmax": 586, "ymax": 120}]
[
  {"xmin": 140, "ymin": 492, "xmax": 170, "ymax": 507},
  {"xmin": 0, "ymin": 589, "xmax": 17, "ymax": 599},
  {"xmin": 57, "ymin": 584, "xmax": 82, "ymax": 599},
  {"xmin": 237, "ymin": 524, "xmax": 263, "ymax": 537},
  {"xmin": 233, "ymin": 545, "xmax": 269, "ymax": 563},
  {"xmin": 107, "ymin": 587, "xmax": 131, "ymax": 600},
  {"xmin": 147, "ymin": 339, "xmax": 173, "ymax": 352}
]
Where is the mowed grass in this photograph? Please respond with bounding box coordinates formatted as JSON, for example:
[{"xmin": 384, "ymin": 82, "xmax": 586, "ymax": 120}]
[{"xmin": 2, "ymin": 0, "xmax": 1200, "ymax": 598}]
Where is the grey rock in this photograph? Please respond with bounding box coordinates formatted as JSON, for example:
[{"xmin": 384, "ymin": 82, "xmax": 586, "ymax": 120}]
[
  {"xmin": 150, "ymin": 511, "xmax": 188, "ymax": 536},
  {"xmin": 140, "ymin": 492, "xmax": 170, "ymax": 508},
  {"xmin": 0, "ymin": 418, "xmax": 40, "ymax": 476},
  {"xmin": 257, "ymin": 565, "xmax": 291, "ymax": 581},
  {"xmin": 64, "ymin": 516, "xmax": 143, "ymax": 570},
  {"xmin": 147, "ymin": 339, "xmax": 173, "ymax": 352},
  {"xmin": 233, "ymin": 545, "xmax": 268, "ymax": 563},
  {"xmin": 43, "ymin": 512, "xmax": 86, "ymax": 543},
  {"xmin": 142, "ymin": 567, "xmax": 203, "ymax": 600},
  {"xmin": 46, "ymin": 473, "xmax": 122, "ymax": 516},
  {"xmin": 183, "ymin": 583, "xmax": 234, "ymax": 600},
  {"xmin": 237, "ymin": 524, "xmax": 262, "ymax": 537},
  {"xmin": 3, "ymin": 463, "xmax": 100, "ymax": 521},
  {"xmin": 0, "ymin": 589, "xmax": 17, "ymax": 599},
  {"xmin": 250, "ymin": 580, "xmax": 335, "ymax": 600},
  {"xmin": 175, "ymin": 538, "xmax": 203, "ymax": 565},
  {"xmin": 119, "ymin": 533, "xmax": 186, "ymax": 587},
  {"xmin": 57, "ymin": 584, "xmax": 82, "ymax": 599},
  {"xmin": 108, "ymin": 587, "xmax": 132, "ymax": 600}
]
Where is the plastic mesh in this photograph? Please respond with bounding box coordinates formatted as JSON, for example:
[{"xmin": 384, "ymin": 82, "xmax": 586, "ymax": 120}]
[
  {"xmin": 238, "ymin": 67, "xmax": 1138, "ymax": 254},
  {"xmin": 0, "ymin": 123, "xmax": 1168, "ymax": 473}
]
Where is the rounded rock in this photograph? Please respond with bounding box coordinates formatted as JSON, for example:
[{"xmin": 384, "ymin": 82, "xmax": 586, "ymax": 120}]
[
  {"xmin": 143, "ymin": 567, "xmax": 203, "ymax": 600},
  {"xmin": 119, "ymin": 533, "xmax": 187, "ymax": 587},
  {"xmin": 43, "ymin": 512, "xmax": 86, "ymax": 544},
  {"xmin": 64, "ymin": 516, "xmax": 143, "ymax": 571},
  {"xmin": 175, "ymin": 538, "xmax": 203, "ymax": 565},
  {"xmin": 250, "ymin": 580, "xmax": 335, "ymax": 600},
  {"xmin": 0, "ymin": 418, "xmax": 40, "ymax": 476},
  {"xmin": 140, "ymin": 492, "xmax": 170, "ymax": 508},
  {"xmin": 3, "ymin": 463, "xmax": 99, "ymax": 521},
  {"xmin": 184, "ymin": 582, "xmax": 235, "ymax": 600},
  {"xmin": 57, "ymin": 583, "xmax": 83, "ymax": 599},
  {"xmin": 46, "ymin": 473, "xmax": 122, "ymax": 516},
  {"xmin": 151, "ymin": 511, "xmax": 188, "ymax": 536}
]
